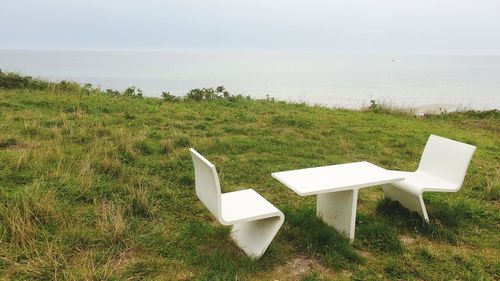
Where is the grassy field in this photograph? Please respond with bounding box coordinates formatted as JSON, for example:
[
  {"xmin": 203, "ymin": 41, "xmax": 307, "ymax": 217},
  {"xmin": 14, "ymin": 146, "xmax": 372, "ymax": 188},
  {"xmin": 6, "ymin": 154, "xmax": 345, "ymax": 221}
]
[{"xmin": 0, "ymin": 81, "xmax": 499, "ymax": 280}]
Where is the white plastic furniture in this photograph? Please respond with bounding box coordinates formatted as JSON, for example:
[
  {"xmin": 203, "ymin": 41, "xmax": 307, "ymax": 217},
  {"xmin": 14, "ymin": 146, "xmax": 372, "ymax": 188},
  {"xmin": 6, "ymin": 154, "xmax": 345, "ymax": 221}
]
[
  {"xmin": 382, "ymin": 134, "xmax": 476, "ymax": 222},
  {"xmin": 272, "ymin": 162, "xmax": 403, "ymax": 241},
  {"xmin": 189, "ymin": 148, "xmax": 284, "ymax": 258}
]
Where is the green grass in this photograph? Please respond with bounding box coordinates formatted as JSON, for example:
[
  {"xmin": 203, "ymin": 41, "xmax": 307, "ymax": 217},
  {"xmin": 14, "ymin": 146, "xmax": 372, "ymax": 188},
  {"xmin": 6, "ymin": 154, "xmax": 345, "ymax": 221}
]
[{"xmin": 0, "ymin": 86, "xmax": 499, "ymax": 280}]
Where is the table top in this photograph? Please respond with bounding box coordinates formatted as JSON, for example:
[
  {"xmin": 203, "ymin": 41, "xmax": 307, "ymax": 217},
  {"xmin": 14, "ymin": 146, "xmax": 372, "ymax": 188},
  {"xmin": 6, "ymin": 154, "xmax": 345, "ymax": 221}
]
[{"xmin": 272, "ymin": 161, "xmax": 404, "ymax": 196}]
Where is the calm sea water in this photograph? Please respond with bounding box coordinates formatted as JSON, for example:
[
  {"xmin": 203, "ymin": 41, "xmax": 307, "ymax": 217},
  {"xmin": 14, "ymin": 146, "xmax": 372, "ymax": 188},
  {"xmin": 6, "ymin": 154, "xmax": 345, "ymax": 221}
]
[{"xmin": 1, "ymin": 49, "xmax": 499, "ymax": 110}]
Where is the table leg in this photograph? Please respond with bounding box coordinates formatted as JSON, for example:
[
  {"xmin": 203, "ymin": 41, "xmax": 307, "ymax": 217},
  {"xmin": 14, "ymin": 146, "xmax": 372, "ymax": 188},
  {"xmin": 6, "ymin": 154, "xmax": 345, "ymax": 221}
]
[{"xmin": 316, "ymin": 189, "xmax": 359, "ymax": 242}]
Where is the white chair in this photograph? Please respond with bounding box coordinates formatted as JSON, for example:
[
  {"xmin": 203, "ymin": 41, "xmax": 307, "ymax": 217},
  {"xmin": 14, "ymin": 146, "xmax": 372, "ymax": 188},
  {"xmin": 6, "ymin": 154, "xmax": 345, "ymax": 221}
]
[
  {"xmin": 382, "ymin": 134, "xmax": 476, "ymax": 222},
  {"xmin": 189, "ymin": 148, "xmax": 284, "ymax": 258}
]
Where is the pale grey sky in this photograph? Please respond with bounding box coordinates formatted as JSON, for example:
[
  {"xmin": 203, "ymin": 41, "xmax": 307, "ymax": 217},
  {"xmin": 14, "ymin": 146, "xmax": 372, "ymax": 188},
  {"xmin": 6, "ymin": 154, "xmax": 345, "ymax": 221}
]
[{"xmin": 1, "ymin": 0, "xmax": 499, "ymax": 54}]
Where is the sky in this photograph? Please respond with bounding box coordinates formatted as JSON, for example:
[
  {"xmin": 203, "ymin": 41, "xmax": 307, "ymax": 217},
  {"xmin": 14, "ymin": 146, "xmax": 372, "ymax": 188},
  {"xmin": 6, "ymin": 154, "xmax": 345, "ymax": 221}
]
[{"xmin": 1, "ymin": 0, "xmax": 500, "ymax": 54}]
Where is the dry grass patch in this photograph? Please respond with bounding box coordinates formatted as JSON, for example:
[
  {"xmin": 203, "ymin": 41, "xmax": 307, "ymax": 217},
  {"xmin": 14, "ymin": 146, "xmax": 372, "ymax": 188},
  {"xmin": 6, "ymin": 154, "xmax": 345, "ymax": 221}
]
[
  {"xmin": 96, "ymin": 202, "xmax": 127, "ymax": 243},
  {"xmin": 2, "ymin": 240, "xmax": 67, "ymax": 280},
  {"xmin": 0, "ymin": 181, "xmax": 61, "ymax": 247},
  {"xmin": 251, "ymin": 255, "xmax": 342, "ymax": 281}
]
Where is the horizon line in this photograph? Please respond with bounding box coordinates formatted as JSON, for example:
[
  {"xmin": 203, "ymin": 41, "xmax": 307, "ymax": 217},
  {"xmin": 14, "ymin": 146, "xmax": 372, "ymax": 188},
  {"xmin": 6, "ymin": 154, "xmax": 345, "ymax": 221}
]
[{"xmin": 1, "ymin": 47, "xmax": 500, "ymax": 56}]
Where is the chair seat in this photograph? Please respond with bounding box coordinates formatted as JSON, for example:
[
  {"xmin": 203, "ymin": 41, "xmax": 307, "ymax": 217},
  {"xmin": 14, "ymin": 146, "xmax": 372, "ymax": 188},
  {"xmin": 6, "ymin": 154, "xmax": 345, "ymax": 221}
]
[
  {"xmin": 221, "ymin": 189, "xmax": 281, "ymax": 224},
  {"xmin": 388, "ymin": 171, "xmax": 457, "ymax": 194}
]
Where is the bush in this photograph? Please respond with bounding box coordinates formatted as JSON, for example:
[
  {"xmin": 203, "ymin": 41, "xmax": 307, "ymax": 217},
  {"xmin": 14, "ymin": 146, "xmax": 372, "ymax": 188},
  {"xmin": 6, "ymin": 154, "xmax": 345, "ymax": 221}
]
[
  {"xmin": 161, "ymin": 91, "xmax": 179, "ymax": 102},
  {"xmin": 54, "ymin": 80, "xmax": 81, "ymax": 93},
  {"xmin": 368, "ymin": 100, "xmax": 386, "ymax": 113},
  {"xmin": 185, "ymin": 88, "xmax": 217, "ymax": 101},
  {"xmin": 123, "ymin": 86, "xmax": 143, "ymax": 98},
  {"xmin": 105, "ymin": 88, "xmax": 121, "ymax": 96},
  {"xmin": 0, "ymin": 71, "xmax": 90, "ymax": 94},
  {"xmin": 0, "ymin": 71, "xmax": 49, "ymax": 90},
  {"xmin": 184, "ymin": 86, "xmax": 235, "ymax": 101},
  {"xmin": 216, "ymin": 85, "xmax": 231, "ymax": 99},
  {"xmin": 1, "ymin": 72, "xmax": 245, "ymax": 104}
]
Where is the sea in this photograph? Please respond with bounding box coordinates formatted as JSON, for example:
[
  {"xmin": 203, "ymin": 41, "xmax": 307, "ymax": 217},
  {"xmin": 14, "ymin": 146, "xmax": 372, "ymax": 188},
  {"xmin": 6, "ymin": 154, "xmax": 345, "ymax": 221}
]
[{"xmin": 1, "ymin": 49, "xmax": 499, "ymax": 111}]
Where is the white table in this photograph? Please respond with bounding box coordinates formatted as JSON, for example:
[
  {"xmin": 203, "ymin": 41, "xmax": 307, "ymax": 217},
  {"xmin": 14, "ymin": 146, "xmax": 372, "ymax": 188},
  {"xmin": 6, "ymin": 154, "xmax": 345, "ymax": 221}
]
[{"xmin": 272, "ymin": 161, "xmax": 404, "ymax": 241}]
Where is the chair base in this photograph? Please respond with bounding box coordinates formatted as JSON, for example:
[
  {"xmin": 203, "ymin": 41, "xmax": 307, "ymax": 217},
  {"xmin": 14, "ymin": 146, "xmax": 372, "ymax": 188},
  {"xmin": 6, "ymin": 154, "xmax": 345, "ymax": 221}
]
[
  {"xmin": 382, "ymin": 184, "xmax": 429, "ymax": 222},
  {"xmin": 230, "ymin": 213, "xmax": 284, "ymax": 258}
]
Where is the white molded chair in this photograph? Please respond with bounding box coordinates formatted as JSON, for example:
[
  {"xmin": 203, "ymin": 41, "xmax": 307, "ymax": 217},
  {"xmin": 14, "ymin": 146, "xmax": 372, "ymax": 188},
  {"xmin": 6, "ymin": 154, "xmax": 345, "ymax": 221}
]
[
  {"xmin": 189, "ymin": 148, "xmax": 284, "ymax": 258},
  {"xmin": 382, "ymin": 134, "xmax": 476, "ymax": 222}
]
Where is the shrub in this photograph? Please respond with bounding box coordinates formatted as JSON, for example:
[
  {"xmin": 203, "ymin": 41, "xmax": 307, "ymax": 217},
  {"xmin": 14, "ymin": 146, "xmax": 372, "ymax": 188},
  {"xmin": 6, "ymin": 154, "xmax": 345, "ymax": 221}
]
[
  {"xmin": 0, "ymin": 71, "xmax": 101, "ymax": 94},
  {"xmin": 185, "ymin": 88, "xmax": 216, "ymax": 101},
  {"xmin": 54, "ymin": 80, "xmax": 81, "ymax": 93},
  {"xmin": 0, "ymin": 71, "xmax": 49, "ymax": 90},
  {"xmin": 105, "ymin": 88, "xmax": 121, "ymax": 96},
  {"xmin": 123, "ymin": 86, "xmax": 143, "ymax": 98},
  {"xmin": 184, "ymin": 86, "xmax": 235, "ymax": 101},
  {"xmin": 161, "ymin": 91, "xmax": 179, "ymax": 102},
  {"xmin": 216, "ymin": 85, "xmax": 230, "ymax": 99},
  {"xmin": 1, "ymin": 72, "xmax": 247, "ymax": 104}
]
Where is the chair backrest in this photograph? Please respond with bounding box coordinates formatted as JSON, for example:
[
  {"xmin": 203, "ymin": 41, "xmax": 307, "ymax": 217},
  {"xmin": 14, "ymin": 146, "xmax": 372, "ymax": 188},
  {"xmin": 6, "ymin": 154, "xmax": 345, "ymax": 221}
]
[
  {"xmin": 189, "ymin": 148, "xmax": 222, "ymax": 219},
  {"xmin": 417, "ymin": 134, "xmax": 476, "ymax": 190}
]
